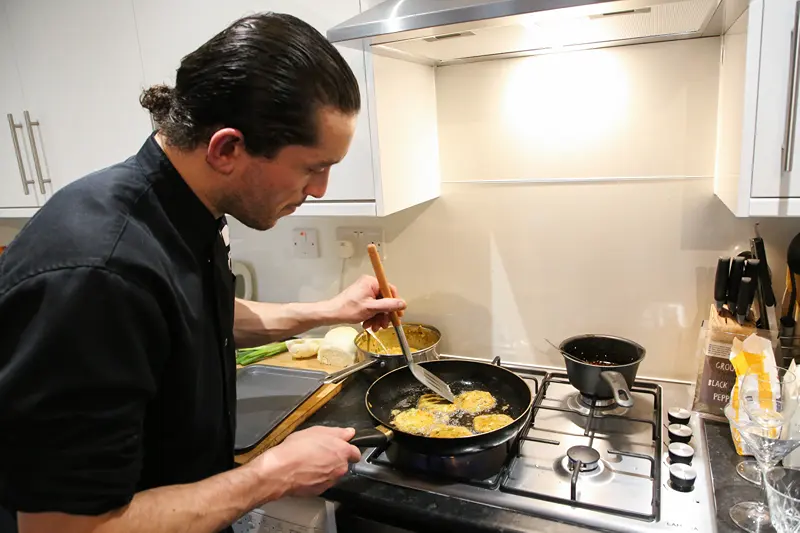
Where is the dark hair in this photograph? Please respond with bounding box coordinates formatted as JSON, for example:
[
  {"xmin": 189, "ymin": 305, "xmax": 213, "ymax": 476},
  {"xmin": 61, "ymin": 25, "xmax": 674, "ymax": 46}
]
[{"xmin": 140, "ymin": 13, "xmax": 360, "ymax": 158}]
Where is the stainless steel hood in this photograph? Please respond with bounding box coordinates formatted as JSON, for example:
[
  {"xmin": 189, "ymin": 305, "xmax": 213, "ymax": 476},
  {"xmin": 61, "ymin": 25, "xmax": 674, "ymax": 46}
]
[{"xmin": 328, "ymin": 0, "xmax": 734, "ymax": 65}]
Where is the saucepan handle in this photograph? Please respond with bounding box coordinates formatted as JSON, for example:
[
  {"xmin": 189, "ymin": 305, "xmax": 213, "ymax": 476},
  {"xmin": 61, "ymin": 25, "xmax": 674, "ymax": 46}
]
[
  {"xmin": 323, "ymin": 358, "xmax": 378, "ymax": 384},
  {"xmin": 600, "ymin": 371, "xmax": 634, "ymax": 408},
  {"xmin": 350, "ymin": 425, "xmax": 394, "ymax": 447}
]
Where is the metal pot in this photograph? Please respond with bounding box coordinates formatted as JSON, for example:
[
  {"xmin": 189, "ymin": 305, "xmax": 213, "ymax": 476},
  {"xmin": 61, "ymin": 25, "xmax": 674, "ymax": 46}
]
[
  {"xmin": 354, "ymin": 323, "xmax": 441, "ymax": 375},
  {"xmin": 559, "ymin": 334, "xmax": 646, "ymax": 408}
]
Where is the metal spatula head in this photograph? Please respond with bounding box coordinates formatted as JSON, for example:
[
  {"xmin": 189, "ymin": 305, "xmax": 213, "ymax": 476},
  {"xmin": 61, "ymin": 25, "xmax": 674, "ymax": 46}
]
[
  {"xmin": 395, "ymin": 323, "xmax": 455, "ymax": 403},
  {"xmin": 365, "ymin": 243, "xmax": 455, "ymax": 403},
  {"xmin": 410, "ymin": 362, "xmax": 456, "ymax": 403}
]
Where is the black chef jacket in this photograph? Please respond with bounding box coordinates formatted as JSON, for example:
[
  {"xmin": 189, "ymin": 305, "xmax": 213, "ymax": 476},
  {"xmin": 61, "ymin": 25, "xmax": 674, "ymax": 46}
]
[{"xmin": 0, "ymin": 134, "xmax": 237, "ymax": 523}]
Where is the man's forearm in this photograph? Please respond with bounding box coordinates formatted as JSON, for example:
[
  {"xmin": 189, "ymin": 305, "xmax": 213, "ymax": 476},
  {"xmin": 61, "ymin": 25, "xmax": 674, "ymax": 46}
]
[
  {"xmin": 233, "ymin": 298, "xmax": 335, "ymax": 348},
  {"xmin": 20, "ymin": 457, "xmax": 288, "ymax": 533}
]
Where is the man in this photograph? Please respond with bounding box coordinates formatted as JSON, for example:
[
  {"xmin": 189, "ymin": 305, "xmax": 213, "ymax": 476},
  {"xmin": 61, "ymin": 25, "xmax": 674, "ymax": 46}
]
[{"xmin": 0, "ymin": 13, "xmax": 405, "ymax": 533}]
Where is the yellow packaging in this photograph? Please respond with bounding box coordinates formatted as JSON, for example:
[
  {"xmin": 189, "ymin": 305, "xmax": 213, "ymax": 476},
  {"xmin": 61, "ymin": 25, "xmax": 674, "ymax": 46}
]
[{"xmin": 728, "ymin": 333, "xmax": 778, "ymax": 454}]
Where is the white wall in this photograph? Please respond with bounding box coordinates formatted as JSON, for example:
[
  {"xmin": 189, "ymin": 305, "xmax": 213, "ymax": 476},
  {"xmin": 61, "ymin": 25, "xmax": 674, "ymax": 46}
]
[{"xmin": 437, "ymin": 38, "xmax": 721, "ymax": 182}]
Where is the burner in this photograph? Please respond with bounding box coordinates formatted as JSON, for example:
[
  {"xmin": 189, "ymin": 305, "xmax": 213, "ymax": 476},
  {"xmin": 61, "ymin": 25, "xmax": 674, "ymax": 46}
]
[
  {"xmin": 566, "ymin": 445, "xmax": 601, "ymax": 472},
  {"xmin": 566, "ymin": 393, "xmax": 629, "ymax": 417},
  {"xmin": 579, "ymin": 394, "xmax": 616, "ymax": 408}
]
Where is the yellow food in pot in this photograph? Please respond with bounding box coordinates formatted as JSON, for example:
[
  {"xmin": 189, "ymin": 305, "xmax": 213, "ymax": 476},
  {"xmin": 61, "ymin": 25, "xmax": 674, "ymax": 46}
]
[
  {"xmin": 455, "ymin": 391, "xmax": 497, "ymax": 414},
  {"xmin": 429, "ymin": 424, "xmax": 473, "ymax": 438},
  {"xmin": 473, "ymin": 414, "xmax": 514, "ymax": 433}
]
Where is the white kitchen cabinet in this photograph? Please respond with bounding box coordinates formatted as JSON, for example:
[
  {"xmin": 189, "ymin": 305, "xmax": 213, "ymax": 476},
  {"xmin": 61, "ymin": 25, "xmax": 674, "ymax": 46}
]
[
  {"xmin": 133, "ymin": 0, "xmax": 439, "ymax": 216},
  {"xmin": 0, "ymin": 3, "xmax": 40, "ymax": 214},
  {"xmin": 3, "ymin": 0, "xmax": 152, "ymax": 195},
  {"xmin": 715, "ymin": 0, "xmax": 800, "ymax": 216}
]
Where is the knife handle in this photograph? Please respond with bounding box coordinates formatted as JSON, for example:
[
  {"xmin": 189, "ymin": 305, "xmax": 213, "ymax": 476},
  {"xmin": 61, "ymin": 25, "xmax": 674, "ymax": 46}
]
[
  {"xmin": 367, "ymin": 244, "xmax": 402, "ymax": 328},
  {"xmin": 728, "ymin": 257, "xmax": 746, "ymax": 313},
  {"xmin": 752, "ymin": 237, "xmax": 777, "ymax": 307},
  {"xmin": 744, "ymin": 258, "xmax": 760, "ymax": 282},
  {"xmin": 736, "ymin": 277, "xmax": 754, "ymax": 324},
  {"xmin": 714, "ymin": 257, "xmax": 730, "ymax": 306}
]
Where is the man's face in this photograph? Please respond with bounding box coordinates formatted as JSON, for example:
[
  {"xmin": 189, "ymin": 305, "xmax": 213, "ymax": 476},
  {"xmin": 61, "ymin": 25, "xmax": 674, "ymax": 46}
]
[{"xmin": 227, "ymin": 107, "xmax": 357, "ymax": 230}]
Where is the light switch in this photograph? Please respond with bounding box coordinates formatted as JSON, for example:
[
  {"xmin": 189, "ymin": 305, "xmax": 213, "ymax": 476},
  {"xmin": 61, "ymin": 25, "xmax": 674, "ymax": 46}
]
[{"xmin": 292, "ymin": 228, "xmax": 319, "ymax": 258}]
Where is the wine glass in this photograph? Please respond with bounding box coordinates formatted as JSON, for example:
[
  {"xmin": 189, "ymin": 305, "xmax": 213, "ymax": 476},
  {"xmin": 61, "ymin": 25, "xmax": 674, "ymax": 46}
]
[
  {"xmin": 764, "ymin": 466, "xmax": 800, "ymax": 533},
  {"xmin": 738, "ymin": 460, "xmax": 763, "ymax": 485},
  {"xmin": 725, "ymin": 366, "xmax": 800, "ymax": 532}
]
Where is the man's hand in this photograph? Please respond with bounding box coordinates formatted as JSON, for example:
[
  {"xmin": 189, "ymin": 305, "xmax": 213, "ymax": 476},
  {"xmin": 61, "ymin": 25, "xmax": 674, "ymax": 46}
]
[
  {"xmin": 327, "ymin": 275, "xmax": 406, "ymax": 331},
  {"xmin": 255, "ymin": 426, "xmax": 362, "ymax": 498}
]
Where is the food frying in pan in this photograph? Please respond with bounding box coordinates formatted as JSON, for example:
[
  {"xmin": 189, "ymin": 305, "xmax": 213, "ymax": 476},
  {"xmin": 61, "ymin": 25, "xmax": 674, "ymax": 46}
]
[
  {"xmin": 392, "ymin": 408, "xmax": 437, "ymax": 434},
  {"xmin": 389, "ymin": 389, "xmax": 514, "ymax": 438},
  {"xmin": 454, "ymin": 390, "xmax": 497, "ymax": 414},
  {"xmin": 418, "ymin": 393, "xmax": 458, "ymax": 414},
  {"xmin": 473, "ymin": 414, "xmax": 514, "ymax": 433},
  {"xmin": 429, "ymin": 424, "xmax": 473, "ymax": 438}
]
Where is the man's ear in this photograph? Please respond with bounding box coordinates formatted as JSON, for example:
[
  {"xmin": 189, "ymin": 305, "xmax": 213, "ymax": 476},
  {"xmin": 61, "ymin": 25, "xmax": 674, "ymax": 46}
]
[{"xmin": 206, "ymin": 128, "xmax": 246, "ymax": 174}]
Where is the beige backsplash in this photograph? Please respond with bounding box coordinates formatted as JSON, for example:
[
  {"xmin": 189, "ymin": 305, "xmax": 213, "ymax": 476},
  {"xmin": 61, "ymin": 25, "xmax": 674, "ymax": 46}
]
[
  {"xmin": 0, "ymin": 219, "xmax": 27, "ymax": 246},
  {"xmin": 228, "ymin": 179, "xmax": 799, "ymax": 383}
]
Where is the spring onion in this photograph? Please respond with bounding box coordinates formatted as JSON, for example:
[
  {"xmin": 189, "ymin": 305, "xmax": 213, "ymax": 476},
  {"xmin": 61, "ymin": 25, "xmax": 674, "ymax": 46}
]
[{"xmin": 235, "ymin": 341, "xmax": 288, "ymax": 366}]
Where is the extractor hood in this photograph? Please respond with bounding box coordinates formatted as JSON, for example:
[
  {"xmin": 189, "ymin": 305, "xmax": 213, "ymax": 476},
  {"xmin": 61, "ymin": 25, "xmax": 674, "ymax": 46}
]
[{"xmin": 328, "ymin": 0, "xmax": 734, "ymax": 65}]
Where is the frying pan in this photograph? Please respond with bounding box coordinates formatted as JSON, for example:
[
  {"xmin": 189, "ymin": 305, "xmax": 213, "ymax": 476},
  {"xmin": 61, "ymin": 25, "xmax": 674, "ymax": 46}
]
[{"xmin": 350, "ymin": 359, "xmax": 533, "ymax": 455}]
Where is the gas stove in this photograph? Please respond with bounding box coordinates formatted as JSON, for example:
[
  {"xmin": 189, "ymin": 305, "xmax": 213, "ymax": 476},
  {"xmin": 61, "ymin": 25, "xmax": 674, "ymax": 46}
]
[{"xmin": 351, "ymin": 356, "xmax": 716, "ymax": 533}]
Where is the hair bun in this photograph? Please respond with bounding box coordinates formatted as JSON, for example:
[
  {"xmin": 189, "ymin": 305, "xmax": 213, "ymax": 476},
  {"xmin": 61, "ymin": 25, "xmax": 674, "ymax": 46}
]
[{"xmin": 139, "ymin": 85, "xmax": 174, "ymax": 122}]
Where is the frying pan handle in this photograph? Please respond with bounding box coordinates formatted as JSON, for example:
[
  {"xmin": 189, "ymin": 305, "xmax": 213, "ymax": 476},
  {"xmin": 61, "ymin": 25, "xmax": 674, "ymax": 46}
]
[
  {"xmin": 350, "ymin": 426, "xmax": 394, "ymax": 447},
  {"xmin": 600, "ymin": 371, "xmax": 634, "ymax": 408}
]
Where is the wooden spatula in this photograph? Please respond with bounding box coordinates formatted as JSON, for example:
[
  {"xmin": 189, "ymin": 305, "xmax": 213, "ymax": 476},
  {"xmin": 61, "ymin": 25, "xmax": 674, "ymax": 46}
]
[{"xmin": 366, "ymin": 244, "xmax": 455, "ymax": 402}]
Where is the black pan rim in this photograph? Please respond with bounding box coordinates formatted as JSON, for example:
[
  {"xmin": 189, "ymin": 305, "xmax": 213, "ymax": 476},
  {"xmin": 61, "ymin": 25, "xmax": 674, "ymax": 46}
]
[
  {"xmin": 559, "ymin": 333, "xmax": 646, "ymax": 368},
  {"xmin": 363, "ymin": 359, "xmax": 535, "ymax": 441}
]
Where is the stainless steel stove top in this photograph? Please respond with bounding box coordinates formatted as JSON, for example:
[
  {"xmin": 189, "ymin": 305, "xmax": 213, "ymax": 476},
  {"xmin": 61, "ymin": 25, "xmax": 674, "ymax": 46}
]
[{"xmin": 351, "ymin": 357, "xmax": 716, "ymax": 533}]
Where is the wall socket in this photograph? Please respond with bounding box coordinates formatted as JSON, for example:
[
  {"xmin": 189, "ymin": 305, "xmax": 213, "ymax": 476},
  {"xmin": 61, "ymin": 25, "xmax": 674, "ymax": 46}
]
[
  {"xmin": 291, "ymin": 228, "xmax": 319, "ymax": 258},
  {"xmin": 335, "ymin": 227, "xmax": 385, "ymax": 258}
]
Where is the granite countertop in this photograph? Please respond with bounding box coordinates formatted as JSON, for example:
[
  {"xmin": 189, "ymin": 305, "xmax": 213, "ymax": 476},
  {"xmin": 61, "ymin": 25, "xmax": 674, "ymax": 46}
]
[
  {"xmin": 703, "ymin": 418, "xmax": 764, "ymax": 533},
  {"xmin": 300, "ymin": 373, "xmax": 758, "ymax": 533}
]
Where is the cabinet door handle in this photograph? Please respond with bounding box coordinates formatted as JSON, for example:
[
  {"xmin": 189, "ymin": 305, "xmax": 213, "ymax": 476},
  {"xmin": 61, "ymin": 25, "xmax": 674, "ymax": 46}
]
[
  {"xmin": 23, "ymin": 110, "xmax": 51, "ymax": 195},
  {"xmin": 6, "ymin": 113, "xmax": 34, "ymax": 195},
  {"xmin": 784, "ymin": 0, "xmax": 800, "ymax": 173}
]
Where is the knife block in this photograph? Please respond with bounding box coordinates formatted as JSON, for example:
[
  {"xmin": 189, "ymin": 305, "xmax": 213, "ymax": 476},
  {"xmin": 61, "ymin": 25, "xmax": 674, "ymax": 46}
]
[{"xmin": 707, "ymin": 304, "xmax": 757, "ymax": 346}]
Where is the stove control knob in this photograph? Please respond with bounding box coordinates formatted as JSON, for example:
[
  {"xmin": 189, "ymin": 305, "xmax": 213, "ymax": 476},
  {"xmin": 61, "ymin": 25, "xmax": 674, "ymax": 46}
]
[
  {"xmin": 668, "ymin": 423, "xmax": 693, "ymax": 444},
  {"xmin": 668, "ymin": 442, "xmax": 694, "ymax": 465},
  {"xmin": 669, "ymin": 463, "xmax": 697, "ymax": 493},
  {"xmin": 668, "ymin": 407, "xmax": 692, "ymax": 425}
]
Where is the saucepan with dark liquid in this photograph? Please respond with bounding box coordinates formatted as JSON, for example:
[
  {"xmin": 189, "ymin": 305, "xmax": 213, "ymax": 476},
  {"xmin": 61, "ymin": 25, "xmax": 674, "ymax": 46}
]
[{"xmin": 559, "ymin": 334, "xmax": 646, "ymax": 408}]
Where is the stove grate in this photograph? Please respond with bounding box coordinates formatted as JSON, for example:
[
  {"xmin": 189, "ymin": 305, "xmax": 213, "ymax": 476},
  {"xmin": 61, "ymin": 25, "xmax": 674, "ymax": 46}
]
[{"xmin": 498, "ymin": 373, "xmax": 663, "ymax": 522}]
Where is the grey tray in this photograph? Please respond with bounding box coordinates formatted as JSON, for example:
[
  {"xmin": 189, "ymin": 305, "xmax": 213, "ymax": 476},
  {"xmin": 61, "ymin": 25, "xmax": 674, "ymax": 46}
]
[{"xmin": 235, "ymin": 365, "xmax": 328, "ymax": 453}]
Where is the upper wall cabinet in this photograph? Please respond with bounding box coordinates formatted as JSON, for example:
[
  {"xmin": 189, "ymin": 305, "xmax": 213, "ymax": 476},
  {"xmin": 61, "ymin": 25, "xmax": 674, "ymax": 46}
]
[
  {"xmin": 2, "ymin": 0, "xmax": 152, "ymax": 208},
  {"xmin": 715, "ymin": 0, "xmax": 800, "ymax": 217},
  {"xmin": 132, "ymin": 0, "xmax": 440, "ymax": 216},
  {"xmin": 0, "ymin": 3, "xmax": 41, "ymax": 215}
]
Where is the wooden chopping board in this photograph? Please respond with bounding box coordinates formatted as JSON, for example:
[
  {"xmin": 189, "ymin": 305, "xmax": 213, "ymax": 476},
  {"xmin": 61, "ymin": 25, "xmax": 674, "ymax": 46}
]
[
  {"xmin": 233, "ymin": 350, "xmax": 347, "ymax": 465},
  {"xmin": 243, "ymin": 348, "xmax": 343, "ymax": 374}
]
